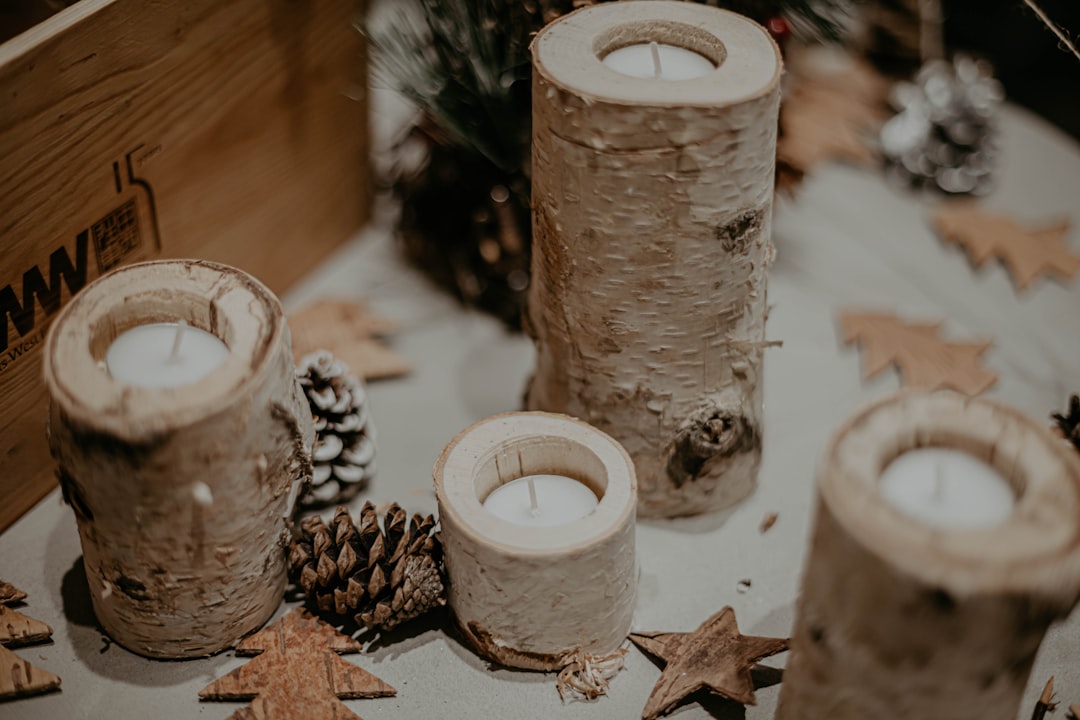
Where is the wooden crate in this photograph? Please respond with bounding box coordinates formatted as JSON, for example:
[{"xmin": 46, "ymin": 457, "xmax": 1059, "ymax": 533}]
[{"xmin": 0, "ymin": 0, "xmax": 369, "ymax": 530}]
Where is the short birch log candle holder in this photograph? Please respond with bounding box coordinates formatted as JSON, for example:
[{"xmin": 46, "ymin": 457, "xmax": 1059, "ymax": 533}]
[
  {"xmin": 777, "ymin": 391, "xmax": 1080, "ymax": 720},
  {"xmin": 43, "ymin": 259, "xmax": 314, "ymax": 659},
  {"xmin": 433, "ymin": 412, "xmax": 637, "ymax": 670},
  {"xmin": 526, "ymin": 1, "xmax": 782, "ymax": 518}
]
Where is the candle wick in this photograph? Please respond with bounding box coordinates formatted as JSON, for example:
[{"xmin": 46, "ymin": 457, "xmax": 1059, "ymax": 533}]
[
  {"xmin": 649, "ymin": 41, "xmax": 662, "ymax": 79},
  {"xmin": 527, "ymin": 476, "xmax": 540, "ymax": 517},
  {"xmin": 169, "ymin": 320, "xmax": 187, "ymax": 363}
]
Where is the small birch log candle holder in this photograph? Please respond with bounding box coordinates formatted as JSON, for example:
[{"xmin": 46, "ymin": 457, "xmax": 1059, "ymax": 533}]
[
  {"xmin": 526, "ymin": 1, "xmax": 782, "ymax": 518},
  {"xmin": 433, "ymin": 412, "xmax": 637, "ymax": 670},
  {"xmin": 43, "ymin": 259, "xmax": 314, "ymax": 659},
  {"xmin": 777, "ymin": 391, "xmax": 1080, "ymax": 720}
]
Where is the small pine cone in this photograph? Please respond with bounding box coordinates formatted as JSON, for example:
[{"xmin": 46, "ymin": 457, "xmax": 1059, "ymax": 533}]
[
  {"xmin": 289, "ymin": 502, "xmax": 445, "ymax": 632},
  {"xmin": 296, "ymin": 351, "xmax": 377, "ymax": 508}
]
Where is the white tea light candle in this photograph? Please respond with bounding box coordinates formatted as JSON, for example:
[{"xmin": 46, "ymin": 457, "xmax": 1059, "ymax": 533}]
[
  {"xmin": 434, "ymin": 412, "xmax": 637, "ymax": 670},
  {"xmin": 482, "ymin": 474, "xmax": 598, "ymax": 527},
  {"xmin": 602, "ymin": 41, "xmax": 715, "ymax": 80},
  {"xmin": 106, "ymin": 322, "xmax": 229, "ymax": 388},
  {"xmin": 879, "ymin": 448, "xmax": 1015, "ymax": 529}
]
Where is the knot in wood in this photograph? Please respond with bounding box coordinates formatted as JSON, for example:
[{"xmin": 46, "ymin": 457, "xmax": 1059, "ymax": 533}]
[
  {"xmin": 714, "ymin": 208, "xmax": 765, "ymax": 254},
  {"xmin": 666, "ymin": 406, "xmax": 759, "ymax": 488}
]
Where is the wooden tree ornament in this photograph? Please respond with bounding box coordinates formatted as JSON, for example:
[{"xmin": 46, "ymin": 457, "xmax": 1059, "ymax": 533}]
[
  {"xmin": 0, "ymin": 582, "xmax": 60, "ymax": 700},
  {"xmin": 200, "ymin": 608, "xmax": 396, "ymax": 720},
  {"xmin": 776, "ymin": 391, "xmax": 1080, "ymax": 720},
  {"xmin": 777, "ymin": 47, "xmax": 889, "ymax": 192},
  {"xmin": 932, "ymin": 203, "xmax": 1080, "ymax": 291},
  {"xmin": 289, "ymin": 299, "xmax": 411, "ymax": 381},
  {"xmin": 840, "ymin": 311, "xmax": 996, "ymax": 395},
  {"xmin": 0, "ymin": 601, "xmax": 53, "ymax": 647},
  {"xmin": 44, "ymin": 260, "xmax": 315, "ymax": 659},
  {"xmin": 630, "ymin": 606, "xmax": 788, "ymax": 720},
  {"xmin": 527, "ymin": 2, "xmax": 782, "ymax": 518}
]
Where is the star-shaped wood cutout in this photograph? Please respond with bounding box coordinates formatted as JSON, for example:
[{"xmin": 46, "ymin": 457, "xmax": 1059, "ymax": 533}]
[
  {"xmin": 840, "ymin": 311, "xmax": 996, "ymax": 396},
  {"xmin": 200, "ymin": 608, "xmax": 395, "ymax": 720},
  {"xmin": 630, "ymin": 606, "xmax": 789, "ymax": 720},
  {"xmin": 932, "ymin": 204, "xmax": 1080, "ymax": 291}
]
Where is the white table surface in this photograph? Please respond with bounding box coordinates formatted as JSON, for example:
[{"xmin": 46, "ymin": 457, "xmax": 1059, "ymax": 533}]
[{"xmin": 3, "ymin": 102, "xmax": 1080, "ymax": 719}]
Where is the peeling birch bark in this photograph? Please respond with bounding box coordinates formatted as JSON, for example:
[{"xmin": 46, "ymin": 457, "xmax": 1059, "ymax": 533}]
[
  {"xmin": 434, "ymin": 412, "xmax": 637, "ymax": 671},
  {"xmin": 777, "ymin": 391, "xmax": 1080, "ymax": 720},
  {"xmin": 44, "ymin": 260, "xmax": 314, "ymax": 659},
  {"xmin": 526, "ymin": 3, "xmax": 782, "ymax": 517}
]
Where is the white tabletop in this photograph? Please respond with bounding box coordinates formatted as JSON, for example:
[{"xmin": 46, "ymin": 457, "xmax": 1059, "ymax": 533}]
[{"xmin": 2, "ymin": 102, "xmax": 1079, "ymax": 719}]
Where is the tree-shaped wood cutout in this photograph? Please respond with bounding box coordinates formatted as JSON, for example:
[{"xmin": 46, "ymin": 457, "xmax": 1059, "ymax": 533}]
[
  {"xmin": 840, "ymin": 311, "xmax": 996, "ymax": 395},
  {"xmin": 199, "ymin": 608, "xmax": 396, "ymax": 720},
  {"xmin": 0, "ymin": 580, "xmax": 60, "ymax": 700},
  {"xmin": 290, "ymin": 299, "xmax": 411, "ymax": 381},
  {"xmin": 777, "ymin": 51, "xmax": 889, "ymax": 192},
  {"xmin": 932, "ymin": 204, "xmax": 1080, "ymax": 291}
]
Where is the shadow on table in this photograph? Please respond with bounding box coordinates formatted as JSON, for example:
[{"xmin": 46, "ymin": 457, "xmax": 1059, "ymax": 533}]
[
  {"xmin": 355, "ymin": 603, "xmax": 450, "ymax": 662},
  {"xmin": 639, "ymin": 505, "xmax": 738, "ymax": 535},
  {"xmin": 635, "ymin": 665, "xmax": 784, "ymax": 720},
  {"xmin": 59, "ymin": 557, "xmax": 232, "ymax": 686}
]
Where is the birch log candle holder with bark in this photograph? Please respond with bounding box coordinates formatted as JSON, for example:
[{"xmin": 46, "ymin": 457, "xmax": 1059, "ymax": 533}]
[
  {"xmin": 43, "ymin": 260, "xmax": 314, "ymax": 659},
  {"xmin": 433, "ymin": 412, "xmax": 637, "ymax": 671},
  {"xmin": 777, "ymin": 390, "xmax": 1080, "ymax": 720},
  {"xmin": 526, "ymin": 1, "xmax": 782, "ymax": 518}
]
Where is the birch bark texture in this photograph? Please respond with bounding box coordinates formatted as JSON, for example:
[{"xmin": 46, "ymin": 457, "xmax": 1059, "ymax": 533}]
[
  {"xmin": 776, "ymin": 391, "xmax": 1080, "ymax": 720},
  {"xmin": 433, "ymin": 412, "xmax": 637, "ymax": 670},
  {"xmin": 44, "ymin": 260, "xmax": 314, "ymax": 659},
  {"xmin": 526, "ymin": 2, "xmax": 782, "ymax": 518}
]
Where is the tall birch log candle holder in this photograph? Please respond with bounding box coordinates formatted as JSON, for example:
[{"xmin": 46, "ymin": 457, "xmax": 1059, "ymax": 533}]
[
  {"xmin": 43, "ymin": 260, "xmax": 314, "ymax": 659},
  {"xmin": 526, "ymin": 1, "xmax": 782, "ymax": 518},
  {"xmin": 777, "ymin": 391, "xmax": 1080, "ymax": 720},
  {"xmin": 433, "ymin": 412, "xmax": 637, "ymax": 670}
]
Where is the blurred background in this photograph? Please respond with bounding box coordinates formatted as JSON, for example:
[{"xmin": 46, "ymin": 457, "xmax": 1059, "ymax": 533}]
[{"xmin": 3, "ymin": 0, "xmax": 1078, "ymax": 137}]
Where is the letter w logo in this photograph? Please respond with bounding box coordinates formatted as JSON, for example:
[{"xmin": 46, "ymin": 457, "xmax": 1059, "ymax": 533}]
[{"xmin": 0, "ymin": 231, "xmax": 89, "ymax": 353}]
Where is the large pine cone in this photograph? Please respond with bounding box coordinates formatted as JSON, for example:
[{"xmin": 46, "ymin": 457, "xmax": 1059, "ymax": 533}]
[
  {"xmin": 296, "ymin": 351, "xmax": 376, "ymax": 508},
  {"xmin": 289, "ymin": 503, "xmax": 445, "ymax": 631}
]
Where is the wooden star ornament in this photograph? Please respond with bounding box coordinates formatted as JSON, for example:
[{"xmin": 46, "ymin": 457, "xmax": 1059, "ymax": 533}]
[
  {"xmin": 199, "ymin": 608, "xmax": 395, "ymax": 720},
  {"xmin": 840, "ymin": 311, "xmax": 996, "ymax": 396},
  {"xmin": 629, "ymin": 606, "xmax": 789, "ymax": 720},
  {"xmin": 932, "ymin": 203, "xmax": 1080, "ymax": 291}
]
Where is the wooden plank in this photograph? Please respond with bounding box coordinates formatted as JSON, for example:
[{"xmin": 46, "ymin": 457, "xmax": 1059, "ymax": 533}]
[{"xmin": 0, "ymin": 0, "xmax": 368, "ymax": 531}]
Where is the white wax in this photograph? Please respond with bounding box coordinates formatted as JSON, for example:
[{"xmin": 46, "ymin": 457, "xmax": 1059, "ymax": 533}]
[
  {"xmin": 602, "ymin": 42, "xmax": 715, "ymax": 81},
  {"xmin": 879, "ymin": 448, "xmax": 1015, "ymax": 530},
  {"xmin": 482, "ymin": 474, "xmax": 599, "ymax": 528},
  {"xmin": 106, "ymin": 322, "xmax": 229, "ymax": 389}
]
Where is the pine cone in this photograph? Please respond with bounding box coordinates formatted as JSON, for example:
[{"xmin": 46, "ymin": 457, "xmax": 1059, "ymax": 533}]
[
  {"xmin": 296, "ymin": 351, "xmax": 376, "ymax": 508},
  {"xmin": 1053, "ymin": 394, "xmax": 1080, "ymax": 453},
  {"xmin": 289, "ymin": 503, "xmax": 445, "ymax": 632}
]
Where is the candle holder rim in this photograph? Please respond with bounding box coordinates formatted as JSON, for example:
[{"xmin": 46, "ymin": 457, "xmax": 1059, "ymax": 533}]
[
  {"xmin": 532, "ymin": 0, "xmax": 782, "ymax": 109},
  {"xmin": 433, "ymin": 411, "xmax": 637, "ymax": 554},
  {"xmin": 819, "ymin": 389, "xmax": 1080, "ymax": 601},
  {"xmin": 43, "ymin": 258, "xmax": 286, "ymax": 441}
]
